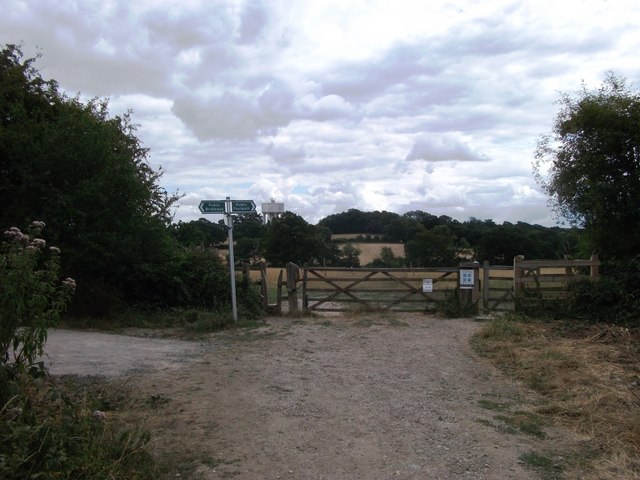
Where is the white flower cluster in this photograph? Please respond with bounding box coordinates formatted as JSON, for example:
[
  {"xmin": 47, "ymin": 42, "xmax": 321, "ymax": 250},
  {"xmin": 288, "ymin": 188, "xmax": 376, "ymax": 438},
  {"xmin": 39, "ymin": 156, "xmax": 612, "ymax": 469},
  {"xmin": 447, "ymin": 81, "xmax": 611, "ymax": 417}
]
[
  {"xmin": 4, "ymin": 226, "xmax": 28, "ymax": 243},
  {"xmin": 3, "ymin": 221, "xmax": 75, "ymax": 289}
]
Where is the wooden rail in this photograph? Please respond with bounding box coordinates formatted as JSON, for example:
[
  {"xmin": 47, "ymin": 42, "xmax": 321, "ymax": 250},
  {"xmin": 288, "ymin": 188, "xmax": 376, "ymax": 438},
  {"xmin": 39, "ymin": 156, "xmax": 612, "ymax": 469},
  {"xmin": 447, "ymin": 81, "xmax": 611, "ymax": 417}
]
[{"xmin": 248, "ymin": 255, "xmax": 600, "ymax": 315}]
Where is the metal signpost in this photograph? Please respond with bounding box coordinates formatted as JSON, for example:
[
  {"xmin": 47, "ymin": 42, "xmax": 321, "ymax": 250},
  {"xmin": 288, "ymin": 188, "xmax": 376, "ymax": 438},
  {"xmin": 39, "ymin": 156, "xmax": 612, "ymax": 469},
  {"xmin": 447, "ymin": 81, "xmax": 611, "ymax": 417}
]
[{"xmin": 198, "ymin": 197, "xmax": 256, "ymax": 322}]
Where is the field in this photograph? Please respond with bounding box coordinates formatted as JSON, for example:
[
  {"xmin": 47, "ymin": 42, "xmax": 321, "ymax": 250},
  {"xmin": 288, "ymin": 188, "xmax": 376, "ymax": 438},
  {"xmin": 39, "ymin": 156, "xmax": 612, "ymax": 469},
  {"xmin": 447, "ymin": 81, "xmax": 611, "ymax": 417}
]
[{"xmin": 347, "ymin": 242, "xmax": 405, "ymax": 264}]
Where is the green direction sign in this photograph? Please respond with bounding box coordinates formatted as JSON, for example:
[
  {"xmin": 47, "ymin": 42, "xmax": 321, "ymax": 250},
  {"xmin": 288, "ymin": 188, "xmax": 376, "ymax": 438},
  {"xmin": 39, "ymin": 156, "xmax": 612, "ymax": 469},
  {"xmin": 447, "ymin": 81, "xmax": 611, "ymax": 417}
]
[
  {"xmin": 198, "ymin": 200, "xmax": 225, "ymax": 214},
  {"xmin": 231, "ymin": 200, "xmax": 256, "ymax": 213}
]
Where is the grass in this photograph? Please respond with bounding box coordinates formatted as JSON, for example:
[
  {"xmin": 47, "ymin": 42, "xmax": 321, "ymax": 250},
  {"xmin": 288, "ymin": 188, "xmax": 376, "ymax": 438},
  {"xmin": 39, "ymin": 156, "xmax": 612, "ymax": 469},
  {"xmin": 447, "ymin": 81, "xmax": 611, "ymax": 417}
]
[
  {"xmin": 473, "ymin": 313, "xmax": 640, "ymax": 479},
  {"xmin": 519, "ymin": 451, "xmax": 564, "ymax": 479},
  {"xmin": 352, "ymin": 311, "xmax": 410, "ymax": 327},
  {"xmin": 0, "ymin": 374, "xmax": 157, "ymax": 479}
]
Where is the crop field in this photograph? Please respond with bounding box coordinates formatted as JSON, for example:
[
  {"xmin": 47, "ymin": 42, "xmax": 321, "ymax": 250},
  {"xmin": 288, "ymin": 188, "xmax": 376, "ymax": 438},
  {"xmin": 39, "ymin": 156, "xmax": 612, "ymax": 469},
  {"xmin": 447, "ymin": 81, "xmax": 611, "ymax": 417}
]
[{"xmin": 347, "ymin": 242, "xmax": 405, "ymax": 265}]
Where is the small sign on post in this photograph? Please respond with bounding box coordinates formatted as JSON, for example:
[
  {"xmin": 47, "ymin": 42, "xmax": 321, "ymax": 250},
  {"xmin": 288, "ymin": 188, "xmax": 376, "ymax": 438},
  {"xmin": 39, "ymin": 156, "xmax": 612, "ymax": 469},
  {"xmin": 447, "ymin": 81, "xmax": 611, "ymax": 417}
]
[
  {"xmin": 197, "ymin": 197, "xmax": 256, "ymax": 322},
  {"xmin": 460, "ymin": 269, "xmax": 474, "ymax": 289},
  {"xmin": 422, "ymin": 278, "xmax": 433, "ymax": 293}
]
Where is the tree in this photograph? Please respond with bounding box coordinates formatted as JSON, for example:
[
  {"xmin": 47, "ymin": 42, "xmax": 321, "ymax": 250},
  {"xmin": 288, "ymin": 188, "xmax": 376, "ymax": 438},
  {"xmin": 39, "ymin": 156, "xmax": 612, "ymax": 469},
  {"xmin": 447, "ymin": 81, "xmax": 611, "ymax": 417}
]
[
  {"xmin": 405, "ymin": 226, "xmax": 457, "ymax": 267},
  {"xmin": 229, "ymin": 212, "xmax": 266, "ymax": 264},
  {"xmin": 263, "ymin": 212, "xmax": 326, "ymax": 266},
  {"xmin": 0, "ymin": 45, "xmax": 185, "ymax": 312},
  {"xmin": 338, "ymin": 243, "xmax": 361, "ymax": 267},
  {"xmin": 367, "ymin": 246, "xmax": 406, "ymax": 268},
  {"xmin": 170, "ymin": 218, "xmax": 226, "ymax": 247},
  {"xmin": 534, "ymin": 73, "xmax": 640, "ymax": 259},
  {"xmin": 476, "ymin": 224, "xmax": 541, "ymax": 265}
]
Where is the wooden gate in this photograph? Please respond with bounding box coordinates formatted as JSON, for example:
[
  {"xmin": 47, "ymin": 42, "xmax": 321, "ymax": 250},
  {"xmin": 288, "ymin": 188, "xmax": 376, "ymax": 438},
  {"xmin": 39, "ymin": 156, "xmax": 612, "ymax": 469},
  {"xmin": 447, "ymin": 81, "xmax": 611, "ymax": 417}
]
[
  {"xmin": 259, "ymin": 256, "xmax": 600, "ymax": 315},
  {"xmin": 301, "ymin": 266, "xmax": 459, "ymax": 313},
  {"xmin": 482, "ymin": 263, "xmax": 516, "ymax": 313},
  {"xmin": 514, "ymin": 255, "xmax": 600, "ymax": 309},
  {"xmin": 480, "ymin": 255, "xmax": 601, "ymax": 313}
]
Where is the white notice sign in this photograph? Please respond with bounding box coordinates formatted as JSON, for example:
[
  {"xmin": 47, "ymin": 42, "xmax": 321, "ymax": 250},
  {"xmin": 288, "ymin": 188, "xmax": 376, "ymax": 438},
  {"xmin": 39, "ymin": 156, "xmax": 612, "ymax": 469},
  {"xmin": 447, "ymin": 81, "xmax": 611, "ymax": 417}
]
[
  {"xmin": 422, "ymin": 278, "xmax": 433, "ymax": 293},
  {"xmin": 460, "ymin": 269, "xmax": 474, "ymax": 289}
]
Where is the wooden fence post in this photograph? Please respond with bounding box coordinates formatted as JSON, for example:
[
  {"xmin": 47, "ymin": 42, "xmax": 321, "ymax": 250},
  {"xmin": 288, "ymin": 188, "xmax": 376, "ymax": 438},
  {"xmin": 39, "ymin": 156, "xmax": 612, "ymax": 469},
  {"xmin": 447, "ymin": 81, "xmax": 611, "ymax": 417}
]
[
  {"xmin": 242, "ymin": 262, "xmax": 250, "ymax": 280},
  {"xmin": 513, "ymin": 255, "xmax": 525, "ymax": 309},
  {"xmin": 459, "ymin": 261, "xmax": 480, "ymax": 312},
  {"xmin": 286, "ymin": 262, "xmax": 299, "ymax": 313},
  {"xmin": 276, "ymin": 269, "xmax": 284, "ymax": 312},
  {"xmin": 590, "ymin": 254, "xmax": 600, "ymax": 279},
  {"xmin": 302, "ymin": 264, "xmax": 309, "ymax": 311},
  {"xmin": 259, "ymin": 262, "xmax": 269, "ymax": 311},
  {"xmin": 482, "ymin": 260, "xmax": 490, "ymax": 312}
]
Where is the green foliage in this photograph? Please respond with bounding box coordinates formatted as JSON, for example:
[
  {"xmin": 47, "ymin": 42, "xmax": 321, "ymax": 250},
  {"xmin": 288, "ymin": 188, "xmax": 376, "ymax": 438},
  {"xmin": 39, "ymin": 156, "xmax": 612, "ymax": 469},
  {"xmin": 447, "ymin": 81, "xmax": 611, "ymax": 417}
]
[
  {"xmin": 232, "ymin": 213, "xmax": 267, "ymax": 264},
  {"xmin": 318, "ymin": 209, "xmax": 403, "ymax": 237},
  {"xmin": 0, "ymin": 44, "xmax": 192, "ymax": 312},
  {"xmin": 367, "ymin": 246, "xmax": 406, "ymax": 267},
  {"xmin": 1, "ymin": 222, "xmax": 74, "ymax": 373},
  {"xmin": 263, "ymin": 212, "xmax": 328, "ymax": 267},
  {"xmin": 338, "ymin": 243, "xmax": 361, "ymax": 267},
  {"xmin": 170, "ymin": 218, "xmax": 226, "ymax": 248},
  {"xmin": 478, "ymin": 314, "xmax": 527, "ymax": 340},
  {"xmin": 563, "ymin": 257, "xmax": 640, "ymax": 326},
  {"xmin": 405, "ymin": 225, "xmax": 457, "ymax": 267},
  {"xmin": 477, "ymin": 224, "xmax": 541, "ymax": 265},
  {"xmin": 0, "ymin": 378, "xmax": 154, "ymax": 480},
  {"xmin": 535, "ymin": 72, "xmax": 640, "ymax": 259},
  {"xmin": 436, "ymin": 290, "xmax": 478, "ymax": 318}
]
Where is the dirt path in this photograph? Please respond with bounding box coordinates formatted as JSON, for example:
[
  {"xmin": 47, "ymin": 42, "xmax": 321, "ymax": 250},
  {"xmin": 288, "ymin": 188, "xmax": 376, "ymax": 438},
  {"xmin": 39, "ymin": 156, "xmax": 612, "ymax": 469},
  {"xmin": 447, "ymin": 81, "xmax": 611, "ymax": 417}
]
[
  {"xmin": 90, "ymin": 313, "xmax": 574, "ymax": 480},
  {"xmin": 43, "ymin": 328, "xmax": 207, "ymax": 377}
]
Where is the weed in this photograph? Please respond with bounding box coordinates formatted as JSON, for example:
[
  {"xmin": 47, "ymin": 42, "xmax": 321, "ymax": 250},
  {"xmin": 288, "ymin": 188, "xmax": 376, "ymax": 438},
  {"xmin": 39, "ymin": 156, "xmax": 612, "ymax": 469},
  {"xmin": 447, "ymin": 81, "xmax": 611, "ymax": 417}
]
[
  {"xmin": 0, "ymin": 375, "xmax": 155, "ymax": 479},
  {"xmin": 519, "ymin": 451, "xmax": 564, "ymax": 479},
  {"xmin": 477, "ymin": 399, "xmax": 510, "ymax": 411},
  {"xmin": 146, "ymin": 393, "xmax": 171, "ymax": 409},
  {"xmin": 477, "ymin": 313, "xmax": 526, "ymax": 341},
  {"xmin": 437, "ymin": 290, "xmax": 478, "ymax": 318},
  {"xmin": 474, "ymin": 316, "xmax": 640, "ymax": 479}
]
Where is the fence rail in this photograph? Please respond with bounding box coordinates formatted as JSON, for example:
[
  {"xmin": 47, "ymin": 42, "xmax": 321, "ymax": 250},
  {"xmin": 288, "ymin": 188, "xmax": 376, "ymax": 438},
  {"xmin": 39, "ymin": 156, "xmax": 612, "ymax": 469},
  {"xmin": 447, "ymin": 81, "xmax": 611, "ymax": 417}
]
[
  {"xmin": 514, "ymin": 255, "xmax": 600, "ymax": 309},
  {"xmin": 301, "ymin": 266, "xmax": 458, "ymax": 313},
  {"xmin": 247, "ymin": 255, "xmax": 600, "ymax": 315}
]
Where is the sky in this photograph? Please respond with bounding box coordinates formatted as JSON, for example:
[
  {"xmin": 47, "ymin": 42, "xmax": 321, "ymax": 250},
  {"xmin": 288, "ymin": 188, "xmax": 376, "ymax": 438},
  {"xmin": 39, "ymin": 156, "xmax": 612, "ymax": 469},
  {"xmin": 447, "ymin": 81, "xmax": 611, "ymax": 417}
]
[{"xmin": 2, "ymin": 0, "xmax": 639, "ymax": 226}]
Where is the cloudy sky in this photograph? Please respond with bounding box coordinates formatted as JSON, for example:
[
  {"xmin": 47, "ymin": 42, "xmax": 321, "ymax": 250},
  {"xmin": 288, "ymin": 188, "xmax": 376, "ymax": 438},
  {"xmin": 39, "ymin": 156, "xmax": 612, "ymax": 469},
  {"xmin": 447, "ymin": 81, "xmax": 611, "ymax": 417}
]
[{"xmin": 3, "ymin": 1, "xmax": 639, "ymax": 226}]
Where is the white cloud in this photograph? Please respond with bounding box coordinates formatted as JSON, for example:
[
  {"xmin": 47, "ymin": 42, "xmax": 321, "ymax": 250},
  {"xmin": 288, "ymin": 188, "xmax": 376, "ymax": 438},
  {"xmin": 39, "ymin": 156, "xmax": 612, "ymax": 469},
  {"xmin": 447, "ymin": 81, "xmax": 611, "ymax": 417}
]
[
  {"xmin": 172, "ymin": 81, "xmax": 295, "ymax": 140},
  {"xmin": 2, "ymin": 0, "xmax": 640, "ymax": 227},
  {"xmin": 405, "ymin": 136, "xmax": 488, "ymax": 163}
]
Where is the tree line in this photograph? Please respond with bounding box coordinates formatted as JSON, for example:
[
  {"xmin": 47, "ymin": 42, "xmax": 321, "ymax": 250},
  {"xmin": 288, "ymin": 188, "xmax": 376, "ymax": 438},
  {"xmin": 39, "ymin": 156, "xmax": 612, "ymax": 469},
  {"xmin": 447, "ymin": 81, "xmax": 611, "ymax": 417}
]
[
  {"xmin": 171, "ymin": 208, "xmax": 583, "ymax": 269},
  {"xmin": 3, "ymin": 44, "xmax": 640, "ymax": 323}
]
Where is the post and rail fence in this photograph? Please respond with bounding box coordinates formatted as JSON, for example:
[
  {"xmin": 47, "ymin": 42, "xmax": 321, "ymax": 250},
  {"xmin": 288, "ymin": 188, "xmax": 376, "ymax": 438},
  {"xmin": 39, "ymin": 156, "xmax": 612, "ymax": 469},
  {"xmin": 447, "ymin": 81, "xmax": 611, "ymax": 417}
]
[{"xmin": 244, "ymin": 254, "xmax": 600, "ymax": 315}]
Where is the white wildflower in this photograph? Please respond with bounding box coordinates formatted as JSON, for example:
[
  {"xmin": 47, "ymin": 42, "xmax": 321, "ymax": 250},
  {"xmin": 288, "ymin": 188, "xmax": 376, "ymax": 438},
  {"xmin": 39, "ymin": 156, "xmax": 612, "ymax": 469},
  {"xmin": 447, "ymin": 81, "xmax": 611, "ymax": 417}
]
[{"xmin": 31, "ymin": 238, "xmax": 46, "ymax": 248}]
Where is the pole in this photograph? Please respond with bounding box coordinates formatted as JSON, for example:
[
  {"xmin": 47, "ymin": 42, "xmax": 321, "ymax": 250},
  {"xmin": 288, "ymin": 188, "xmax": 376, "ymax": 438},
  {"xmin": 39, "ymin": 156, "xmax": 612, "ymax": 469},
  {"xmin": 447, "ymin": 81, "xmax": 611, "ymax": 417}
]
[{"xmin": 226, "ymin": 197, "xmax": 238, "ymax": 322}]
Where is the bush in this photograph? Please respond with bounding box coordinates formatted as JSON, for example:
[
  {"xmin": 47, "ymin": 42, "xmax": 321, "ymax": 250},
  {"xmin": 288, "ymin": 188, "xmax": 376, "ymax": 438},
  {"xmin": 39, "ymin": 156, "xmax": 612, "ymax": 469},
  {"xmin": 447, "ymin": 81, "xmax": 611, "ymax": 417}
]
[
  {"xmin": 564, "ymin": 262, "xmax": 640, "ymax": 325},
  {"xmin": 436, "ymin": 290, "xmax": 478, "ymax": 318},
  {"xmin": 0, "ymin": 222, "xmax": 155, "ymax": 479},
  {"xmin": 0, "ymin": 378, "xmax": 153, "ymax": 479},
  {"xmin": 1, "ymin": 222, "xmax": 75, "ymax": 373}
]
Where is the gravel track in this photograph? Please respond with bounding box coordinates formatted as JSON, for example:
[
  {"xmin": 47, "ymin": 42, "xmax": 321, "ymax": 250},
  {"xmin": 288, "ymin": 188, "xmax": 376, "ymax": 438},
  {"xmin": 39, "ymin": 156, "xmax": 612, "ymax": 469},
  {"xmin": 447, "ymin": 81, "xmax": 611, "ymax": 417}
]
[{"xmin": 42, "ymin": 315, "xmax": 578, "ymax": 479}]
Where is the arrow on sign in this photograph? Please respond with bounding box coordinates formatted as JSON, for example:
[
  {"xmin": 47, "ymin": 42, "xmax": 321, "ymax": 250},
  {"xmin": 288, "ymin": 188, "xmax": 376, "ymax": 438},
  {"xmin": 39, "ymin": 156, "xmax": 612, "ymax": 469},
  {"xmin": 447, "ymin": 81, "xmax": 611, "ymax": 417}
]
[
  {"xmin": 230, "ymin": 200, "xmax": 256, "ymax": 213},
  {"xmin": 198, "ymin": 200, "xmax": 226, "ymax": 214}
]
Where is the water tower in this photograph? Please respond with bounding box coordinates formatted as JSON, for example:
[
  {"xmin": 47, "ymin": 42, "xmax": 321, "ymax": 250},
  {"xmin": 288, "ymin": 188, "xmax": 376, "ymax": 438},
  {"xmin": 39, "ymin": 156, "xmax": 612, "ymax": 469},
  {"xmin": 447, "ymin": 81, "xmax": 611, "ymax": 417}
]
[{"xmin": 261, "ymin": 198, "xmax": 284, "ymax": 224}]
